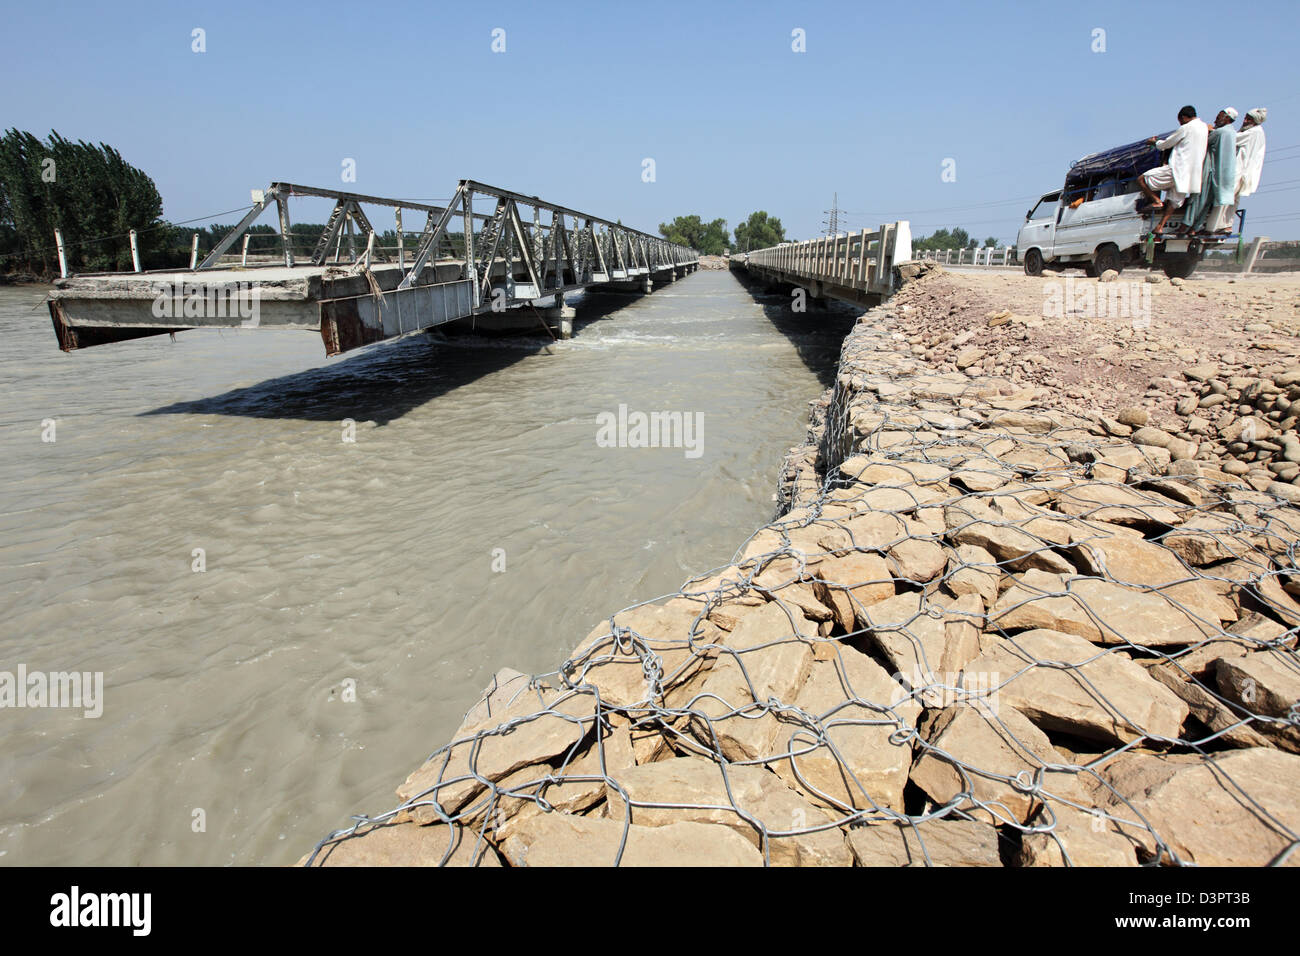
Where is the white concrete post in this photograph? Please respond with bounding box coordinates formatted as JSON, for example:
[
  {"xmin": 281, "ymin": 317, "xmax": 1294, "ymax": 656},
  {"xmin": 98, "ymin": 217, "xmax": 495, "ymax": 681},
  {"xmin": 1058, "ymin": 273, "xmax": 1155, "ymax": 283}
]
[
  {"xmin": 241, "ymin": 234, "xmax": 251, "ymax": 267},
  {"xmin": 395, "ymin": 208, "xmax": 405, "ymax": 271},
  {"xmin": 129, "ymin": 229, "xmax": 142, "ymax": 273},
  {"xmin": 54, "ymin": 228, "xmax": 68, "ymax": 278},
  {"xmin": 1243, "ymin": 236, "xmax": 1268, "ymax": 274},
  {"xmin": 189, "ymin": 233, "xmax": 200, "ymax": 270}
]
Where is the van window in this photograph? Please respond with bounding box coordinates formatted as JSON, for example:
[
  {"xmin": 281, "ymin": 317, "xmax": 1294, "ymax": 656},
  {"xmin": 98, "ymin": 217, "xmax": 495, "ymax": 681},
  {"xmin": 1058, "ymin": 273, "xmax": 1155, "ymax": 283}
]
[{"xmin": 1029, "ymin": 195, "xmax": 1059, "ymax": 222}]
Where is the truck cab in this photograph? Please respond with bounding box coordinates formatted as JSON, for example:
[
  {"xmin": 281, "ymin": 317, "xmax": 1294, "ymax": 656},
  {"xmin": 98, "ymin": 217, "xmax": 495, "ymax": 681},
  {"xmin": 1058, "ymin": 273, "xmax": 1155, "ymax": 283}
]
[{"xmin": 1017, "ymin": 135, "xmax": 1239, "ymax": 279}]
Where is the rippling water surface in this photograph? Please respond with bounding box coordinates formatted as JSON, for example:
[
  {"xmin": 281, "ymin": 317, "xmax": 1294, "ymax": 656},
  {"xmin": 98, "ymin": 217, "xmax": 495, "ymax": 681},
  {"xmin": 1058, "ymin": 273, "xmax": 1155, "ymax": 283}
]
[{"xmin": 0, "ymin": 270, "xmax": 855, "ymax": 864}]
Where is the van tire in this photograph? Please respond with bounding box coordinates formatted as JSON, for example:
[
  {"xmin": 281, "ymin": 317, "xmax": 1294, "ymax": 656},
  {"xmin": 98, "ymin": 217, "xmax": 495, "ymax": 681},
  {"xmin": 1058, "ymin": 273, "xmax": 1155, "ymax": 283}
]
[
  {"xmin": 1162, "ymin": 253, "xmax": 1199, "ymax": 279},
  {"xmin": 1024, "ymin": 249, "xmax": 1044, "ymax": 276},
  {"xmin": 1093, "ymin": 244, "xmax": 1123, "ymax": 276}
]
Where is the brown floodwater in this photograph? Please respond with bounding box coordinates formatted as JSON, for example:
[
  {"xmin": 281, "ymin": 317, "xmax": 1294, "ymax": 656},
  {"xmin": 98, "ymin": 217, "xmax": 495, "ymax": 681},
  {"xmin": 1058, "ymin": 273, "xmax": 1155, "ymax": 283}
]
[{"xmin": 0, "ymin": 270, "xmax": 854, "ymax": 865}]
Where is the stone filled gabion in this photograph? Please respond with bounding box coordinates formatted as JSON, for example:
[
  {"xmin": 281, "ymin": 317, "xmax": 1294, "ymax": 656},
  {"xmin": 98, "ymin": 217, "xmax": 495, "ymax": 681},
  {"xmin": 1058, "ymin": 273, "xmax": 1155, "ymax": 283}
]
[{"xmin": 304, "ymin": 277, "xmax": 1300, "ymax": 868}]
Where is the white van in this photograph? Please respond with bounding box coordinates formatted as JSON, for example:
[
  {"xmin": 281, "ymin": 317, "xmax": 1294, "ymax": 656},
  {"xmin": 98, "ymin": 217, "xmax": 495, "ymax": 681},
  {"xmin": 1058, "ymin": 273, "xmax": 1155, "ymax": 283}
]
[{"xmin": 1017, "ymin": 135, "xmax": 1239, "ymax": 279}]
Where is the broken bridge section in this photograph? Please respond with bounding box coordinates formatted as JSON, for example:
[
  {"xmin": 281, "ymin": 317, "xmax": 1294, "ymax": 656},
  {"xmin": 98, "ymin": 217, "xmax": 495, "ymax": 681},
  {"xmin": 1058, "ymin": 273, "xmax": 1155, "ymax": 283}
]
[{"xmin": 47, "ymin": 180, "xmax": 699, "ymax": 357}]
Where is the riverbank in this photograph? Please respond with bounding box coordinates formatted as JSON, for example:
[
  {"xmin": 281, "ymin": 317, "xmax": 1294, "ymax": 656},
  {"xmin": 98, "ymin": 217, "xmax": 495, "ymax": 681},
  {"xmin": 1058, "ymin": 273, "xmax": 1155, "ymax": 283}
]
[{"xmin": 303, "ymin": 264, "xmax": 1300, "ymax": 867}]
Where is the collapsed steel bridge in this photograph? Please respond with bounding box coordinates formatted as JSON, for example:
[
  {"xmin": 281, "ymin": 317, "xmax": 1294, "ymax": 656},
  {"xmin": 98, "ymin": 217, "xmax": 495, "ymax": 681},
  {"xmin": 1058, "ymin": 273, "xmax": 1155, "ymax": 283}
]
[{"xmin": 48, "ymin": 180, "xmax": 699, "ymax": 356}]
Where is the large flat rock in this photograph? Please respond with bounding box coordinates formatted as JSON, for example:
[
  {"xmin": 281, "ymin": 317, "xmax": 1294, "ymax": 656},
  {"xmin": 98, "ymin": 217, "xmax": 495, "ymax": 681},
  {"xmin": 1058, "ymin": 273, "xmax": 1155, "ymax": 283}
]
[
  {"xmin": 499, "ymin": 813, "xmax": 763, "ymax": 866},
  {"xmin": 847, "ymin": 819, "xmax": 1002, "ymax": 866},
  {"xmin": 689, "ymin": 601, "xmax": 816, "ymax": 761},
  {"xmin": 565, "ymin": 602, "xmax": 722, "ymax": 707},
  {"xmin": 770, "ymin": 651, "xmax": 920, "ymax": 811},
  {"xmin": 1097, "ymin": 748, "xmax": 1300, "ymax": 865},
  {"xmin": 966, "ymin": 629, "xmax": 1188, "ymax": 743},
  {"xmin": 397, "ymin": 690, "xmax": 596, "ymax": 823},
  {"xmin": 910, "ymin": 702, "xmax": 1086, "ymax": 825},
  {"xmin": 302, "ymin": 820, "xmax": 501, "ymax": 867},
  {"xmin": 991, "ymin": 569, "xmax": 1218, "ymax": 647},
  {"xmin": 603, "ymin": 757, "xmax": 852, "ymax": 866}
]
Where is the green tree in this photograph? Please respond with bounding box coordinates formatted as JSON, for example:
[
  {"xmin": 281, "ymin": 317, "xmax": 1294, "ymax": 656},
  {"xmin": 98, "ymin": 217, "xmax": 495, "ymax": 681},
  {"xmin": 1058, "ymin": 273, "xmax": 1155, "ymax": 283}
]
[
  {"xmin": 658, "ymin": 214, "xmax": 730, "ymax": 255},
  {"xmin": 983, "ymin": 236, "xmax": 999, "ymax": 248},
  {"xmin": 732, "ymin": 211, "xmax": 786, "ymax": 252},
  {"xmin": 911, "ymin": 226, "xmax": 994, "ymax": 252},
  {"xmin": 0, "ymin": 128, "xmax": 165, "ymax": 274}
]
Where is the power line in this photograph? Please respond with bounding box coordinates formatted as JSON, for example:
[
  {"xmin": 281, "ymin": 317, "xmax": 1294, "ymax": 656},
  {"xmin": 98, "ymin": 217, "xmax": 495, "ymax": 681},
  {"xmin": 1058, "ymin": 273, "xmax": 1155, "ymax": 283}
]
[
  {"xmin": 0, "ymin": 204, "xmax": 257, "ymax": 264},
  {"xmin": 823, "ymin": 192, "xmax": 850, "ymax": 236}
]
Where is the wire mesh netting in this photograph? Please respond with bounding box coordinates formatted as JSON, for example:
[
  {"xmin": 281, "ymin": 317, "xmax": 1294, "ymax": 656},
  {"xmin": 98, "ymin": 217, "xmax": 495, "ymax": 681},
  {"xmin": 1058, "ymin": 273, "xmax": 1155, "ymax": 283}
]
[{"xmin": 305, "ymin": 300, "xmax": 1300, "ymax": 868}]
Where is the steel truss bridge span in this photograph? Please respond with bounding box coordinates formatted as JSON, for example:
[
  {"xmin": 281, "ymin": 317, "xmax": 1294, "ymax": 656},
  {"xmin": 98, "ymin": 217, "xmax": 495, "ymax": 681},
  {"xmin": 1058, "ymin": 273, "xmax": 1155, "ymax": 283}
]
[{"xmin": 48, "ymin": 180, "xmax": 699, "ymax": 356}]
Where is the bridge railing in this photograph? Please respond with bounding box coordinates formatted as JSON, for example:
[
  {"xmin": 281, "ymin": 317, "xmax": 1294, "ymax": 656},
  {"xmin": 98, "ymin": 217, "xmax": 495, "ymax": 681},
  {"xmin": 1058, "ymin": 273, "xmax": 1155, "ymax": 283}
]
[
  {"xmin": 740, "ymin": 222, "xmax": 912, "ymax": 296},
  {"xmin": 173, "ymin": 180, "xmax": 699, "ymax": 313},
  {"xmin": 916, "ymin": 246, "xmax": 1017, "ymax": 267}
]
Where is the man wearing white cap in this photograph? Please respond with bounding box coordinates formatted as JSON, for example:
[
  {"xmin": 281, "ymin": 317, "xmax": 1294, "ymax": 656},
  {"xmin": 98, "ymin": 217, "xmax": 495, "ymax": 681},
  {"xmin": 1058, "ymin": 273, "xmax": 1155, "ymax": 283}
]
[
  {"xmin": 1139, "ymin": 105, "xmax": 1209, "ymax": 236},
  {"xmin": 1186, "ymin": 108, "xmax": 1239, "ymax": 234},
  {"xmin": 1236, "ymin": 108, "xmax": 1268, "ymax": 198},
  {"xmin": 1208, "ymin": 108, "xmax": 1268, "ymax": 234}
]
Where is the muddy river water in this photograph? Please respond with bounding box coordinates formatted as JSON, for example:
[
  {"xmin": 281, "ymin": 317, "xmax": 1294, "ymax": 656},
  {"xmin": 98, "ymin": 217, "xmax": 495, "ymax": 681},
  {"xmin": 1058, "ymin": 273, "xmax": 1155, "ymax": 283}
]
[{"xmin": 0, "ymin": 269, "xmax": 854, "ymax": 865}]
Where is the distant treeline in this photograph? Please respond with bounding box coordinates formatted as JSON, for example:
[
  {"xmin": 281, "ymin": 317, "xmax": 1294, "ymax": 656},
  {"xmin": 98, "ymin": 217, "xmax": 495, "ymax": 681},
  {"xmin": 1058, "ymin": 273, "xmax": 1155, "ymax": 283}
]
[
  {"xmin": 3, "ymin": 129, "xmax": 1003, "ymax": 276},
  {"xmin": 0, "ymin": 128, "xmax": 404, "ymax": 277},
  {"xmin": 0, "ymin": 129, "xmax": 174, "ymax": 275},
  {"xmin": 657, "ymin": 215, "xmax": 1004, "ymax": 255},
  {"xmin": 659, "ymin": 211, "xmax": 786, "ymax": 255},
  {"xmin": 912, "ymin": 227, "xmax": 1001, "ymax": 251}
]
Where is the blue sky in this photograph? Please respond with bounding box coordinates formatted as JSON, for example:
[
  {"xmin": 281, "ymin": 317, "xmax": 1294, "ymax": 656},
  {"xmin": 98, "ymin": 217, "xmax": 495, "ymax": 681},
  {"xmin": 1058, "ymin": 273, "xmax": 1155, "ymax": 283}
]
[{"xmin": 2, "ymin": 0, "xmax": 1297, "ymax": 244}]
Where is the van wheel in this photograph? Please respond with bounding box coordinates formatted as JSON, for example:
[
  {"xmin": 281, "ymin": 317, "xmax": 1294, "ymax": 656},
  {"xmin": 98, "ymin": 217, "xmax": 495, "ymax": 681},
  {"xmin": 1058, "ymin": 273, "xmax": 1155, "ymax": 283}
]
[
  {"xmin": 1023, "ymin": 249, "xmax": 1044, "ymax": 276},
  {"xmin": 1163, "ymin": 253, "xmax": 1199, "ymax": 279},
  {"xmin": 1093, "ymin": 244, "xmax": 1123, "ymax": 276}
]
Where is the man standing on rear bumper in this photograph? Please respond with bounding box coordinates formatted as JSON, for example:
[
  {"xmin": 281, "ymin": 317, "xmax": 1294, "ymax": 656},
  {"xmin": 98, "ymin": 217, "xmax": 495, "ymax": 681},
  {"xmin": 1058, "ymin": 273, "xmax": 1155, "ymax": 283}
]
[{"xmin": 1138, "ymin": 105, "xmax": 1209, "ymax": 235}]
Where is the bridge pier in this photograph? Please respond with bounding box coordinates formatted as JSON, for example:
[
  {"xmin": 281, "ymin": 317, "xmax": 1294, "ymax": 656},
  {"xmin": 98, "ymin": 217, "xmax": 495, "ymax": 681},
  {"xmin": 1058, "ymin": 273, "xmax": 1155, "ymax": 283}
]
[{"xmin": 542, "ymin": 294, "xmax": 575, "ymax": 339}]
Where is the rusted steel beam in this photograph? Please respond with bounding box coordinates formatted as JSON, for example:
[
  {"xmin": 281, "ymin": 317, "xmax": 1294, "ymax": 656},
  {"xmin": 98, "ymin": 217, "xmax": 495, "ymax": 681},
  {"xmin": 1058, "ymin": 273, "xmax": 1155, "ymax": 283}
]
[
  {"xmin": 49, "ymin": 299, "xmax": 187, "ymax": 352},
  {"xmin": 320, "ymin": 298, "xmax": 386, "ymax": 357}
]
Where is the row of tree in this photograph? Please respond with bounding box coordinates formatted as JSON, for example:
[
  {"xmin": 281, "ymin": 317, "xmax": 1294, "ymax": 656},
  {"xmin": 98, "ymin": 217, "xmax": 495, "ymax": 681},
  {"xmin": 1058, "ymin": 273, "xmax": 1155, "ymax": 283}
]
[
  {"xmin": 0, "ymin": 129, "xmax": 177, "ymax": 275},
  {"xmin": 655, "ymin": 215, "xmax": 1004, "ymax": 256},
  {"xmin": 658, "ymin": 211, "xmax": 788, "ymax": 255},
  {"xmin": 2, "ymin": 131, "xmax": 1004, "ymax": 277},
  {"xmin": 0, "ymin": 130, "xmax": 411, "ymax": 277},
  {"xmin": 911, "ymin": 227, "xmax": 1001, "ymax": 252}
]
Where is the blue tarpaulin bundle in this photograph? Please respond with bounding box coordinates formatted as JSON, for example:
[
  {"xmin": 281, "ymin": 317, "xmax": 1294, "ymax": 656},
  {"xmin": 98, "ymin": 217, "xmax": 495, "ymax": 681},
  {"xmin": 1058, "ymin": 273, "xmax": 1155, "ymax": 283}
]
[{"xmin": 1064, "ymin": 133, "xmax": 1172, "ymax": 191}]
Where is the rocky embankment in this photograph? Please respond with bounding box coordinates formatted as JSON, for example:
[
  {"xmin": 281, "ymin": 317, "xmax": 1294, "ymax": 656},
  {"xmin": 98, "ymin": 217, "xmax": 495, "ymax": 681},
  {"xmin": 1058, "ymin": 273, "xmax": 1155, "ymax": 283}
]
[
  {"xmin": 302, "ymin": 265, "xmax": 1300, "ymax": 867},
  {"xmin": 886, "ymin": 267, "xmax": 1300, "ymax": 504}
]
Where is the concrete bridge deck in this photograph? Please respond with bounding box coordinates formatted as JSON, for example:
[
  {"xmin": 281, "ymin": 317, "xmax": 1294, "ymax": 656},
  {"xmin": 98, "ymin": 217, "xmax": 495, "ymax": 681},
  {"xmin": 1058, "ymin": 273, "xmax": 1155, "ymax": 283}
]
[{"xmin": 727, "ymin": 222, "xmax": 912, "ymax": 307}]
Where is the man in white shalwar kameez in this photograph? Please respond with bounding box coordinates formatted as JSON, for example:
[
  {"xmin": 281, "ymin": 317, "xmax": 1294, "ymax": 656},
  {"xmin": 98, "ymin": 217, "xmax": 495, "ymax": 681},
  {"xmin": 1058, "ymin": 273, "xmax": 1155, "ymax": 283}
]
[
  {"xmin": 1187, "ymin": 107, "xmax": 1238, "ymax": 234},
  {"xmin": 1139, "ymin": 105, "xmax": 1209, "ymax": 235},
  {"xmin": 1210, "ymin": 107, "xmax": 1268, "ymax": 233}
]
